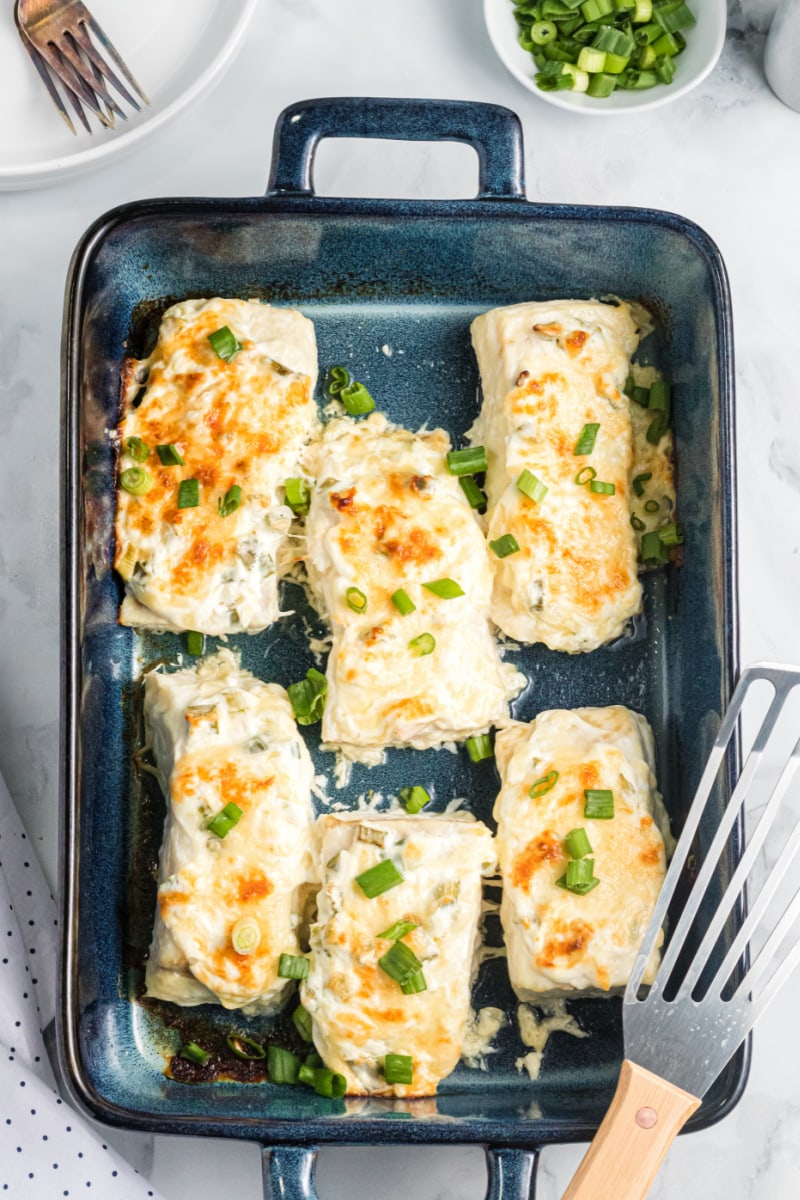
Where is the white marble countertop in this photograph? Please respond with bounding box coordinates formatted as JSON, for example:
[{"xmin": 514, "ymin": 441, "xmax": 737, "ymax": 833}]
[{"xmin": 2, "ymin": 0, "xmax": 800, "ymax": 1196}]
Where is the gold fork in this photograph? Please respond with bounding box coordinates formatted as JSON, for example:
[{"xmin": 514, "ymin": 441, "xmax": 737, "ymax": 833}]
[{"xmin": 16, "ymin": 0, "xmax": 148, "ymax": 134}]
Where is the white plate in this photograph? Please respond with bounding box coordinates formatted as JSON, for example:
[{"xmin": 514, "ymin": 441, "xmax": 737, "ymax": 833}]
[
  {"xmin": 0, "ymin": 0, "xmax": 258, "ymax": 190},
  {"xmin": 484, "ymin": 0, "xmax": 726, "ymax": 116}
]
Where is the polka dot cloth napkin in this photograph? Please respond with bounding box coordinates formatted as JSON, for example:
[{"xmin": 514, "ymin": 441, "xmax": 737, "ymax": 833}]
[{"xmin": 0, "ymin": 769, "xmax": 163, "ymax": 1198}]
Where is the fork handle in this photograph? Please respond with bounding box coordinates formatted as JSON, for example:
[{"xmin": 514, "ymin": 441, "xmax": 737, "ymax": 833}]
[{"xmin": 561, "ymin": 1060, "xmax": 702, "ymax": 1200}]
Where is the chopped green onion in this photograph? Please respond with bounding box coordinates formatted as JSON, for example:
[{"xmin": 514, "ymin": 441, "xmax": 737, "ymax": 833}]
[
  {"xmin": 378, "ymin": 919, "xmax": 419, "ymax": 941},
  {"xmin": 408, "ymin": 632, "xmax": 435, "ymax": 657},
  {"xmin": 447, "ymin": 446, "xmax": 488, "ymax": 476},
  {"xmin": 581, "ymin": 0, "xmax": 613, "ymax": 19},
  {"xmin": 186, "ymin": 630, "xmax": 204, "ymax": 656},
  {"xmin": 423, "ymin": 578, "xmax": 464, "ymax": 599},
  {"xmin": 646, "ymin": 410, "xmax": 669, "ymax": 444},
  {"xmin": 208, "ymin": 325, "xmax": 242, "ymax": 362},
  {"xmin": 120, "ymin": 467, "xmax": 154, "ymax": 496},
  {"xmin": 226, "ymin": 1034, "xmax": 266, "ymax": 1061},
  {"xmin": 651, "ymin": 30, "xmax": 682, "ymax": 56},
  {"xmin": 346, "ymin": 586, "xmax": 368, "ymax": 613},
  {"xmin": 356, "ymin": 859, "xmax": 405, "ymax": 899},
  {"xmin": 391, "ymin": 588, "xmax": 416, "ymax": 616},
  {"xmin": 231, "ymin": 916, "xmax": 261, "ymax": 955},
  {"xmin": 648, "ymin": 380, "xmax": 671, "ymax": 416},
  {"xmin": 268, "ymin": 1045, "xmax": 301, "ymax": 1084},
  {"xmin": 587, "ymin": 71, "xmax": 618, "ymax": 95},
  {"xmin": 292, "ymin": 1005, "xmax": 314, "ymax": 1043},
  {"xmin": 178, "ymin": 478, "xmax": 200, "ymax": 508},
  {"xmin": 278, "ymin": 953, "xmax": 310, "ymax": 980},
  {"xmin": 631, "ymin": 514, "xmax": 646, "ymax": 531},
  {"xmin": 466, "ymin": 733, "xmax": 494, "ymax": 763},
  {"xmin": 530, "ymin": 770, "xmax": 559, "ymax": 798},
  {"xmin": 575, "ymin": 424, "xmax": 599, "ymax": 456},
  {"xmin": 531, "ymin": 19, "xmax": 558, "ymax": 43},
  {"xmin": 340, "ymin": 381, "xmax": 375, "ymax": 415},
  {"xmin": 556, "ymin": 859, "xmax": 601, "ymax": 894},
  {"xmin": 574, "ymin": 466, "xmax": 597, "ymax": 486},
  {"xmin": 384, "ymin": 1054, "xmax": 414, "ymax": 1085},
  {"xmin": 288, "ymin": 667, "xmax": 327, "ymax": 726},
  {"xmin": 125, "ymin": 436, "xmax": 149, "ymax": 461},
  {"xmin": 655, "ymin": 1, "xmax": 695, "ymax": 32},
  {"xmin": 285, "ymin": 477, "xmax": 311, "ymax": 516},
  {"xmin": 517, "ymin": 468, "xmax": 548, "ymax": 503},
  {"xmin": 399, "ymin": 785, "xmax": 431, "ymax": 815},
  {"xmin": 358, "ymin": 824, "xmax": 386, "ymax": 847},
  {"xmin": 632, "ymin": 0, "xmax": 652, "ymax": 18},
  {"xmin": 577, "ymin": 45, "xmax": 606, "ymax": 71},
  {"xmin": 634, "ymin": 20, "xmax": 662, "ymax": 43},
  {"xmin": 490, "ymin": 534, "xmax": 520, "ymax": 558},
  {"xmin": 633, "ymin": 471, "xmax": 652, "ymax": 497},
  {"xmin": 303, "ymin": 1067, "xmax": 347, "ymax": 1098},
  {"xmin": 655, "ymin": 53, "xmax": 677, "ymax": 83},
  {"xmin": 619, "ymin": 67, "xmax": 659, "ymax": 87},
  {"xmin": 180, "ymin": 1042, "xmax": 210, "ymax": 1067},
  {"xmin": 207, "ymin": 801, "xmax": 243, "ymax": 839},
  {"xmin": 584, "ymin": 788, "xmax": 615, "ymax": 819},
  {"xmin": 304, "ymin": 1051, "xmax": 323, "ymax": 1070},
  {"xmin": 629, "ymin": 384, "xmax": 650, "ymax": 406},
  {"xmin": 218, "ymin": 484, "xmax": 242, "ymax": 518},
  {"xmin": 644, "ymin": 498, "xmax": 660, "ymax": 513},
  {"xmin": 459, "ymin": 475, "xmax": 486, "ymax": 510},
  {"xmin": 657, "ymin": 521, "xmax": 684, "ymax": 546},
  {"xmin": 328, "ymin": 365, "xmax": 350, "ymax": 395},
  {"xmin": 564, "ymin": 827, "xmax": 593, "ymax": 859},
  {"xmin": 589, "ymin": 479, "xmax": 616, "ymax": 495},
  {"xmin": 641, "ymin": 529, "xmax": 670, "ymax": 564},
  {"xmin": 378, "ymin": 939, "xmax": 425, "ymax": 991},
  {"xmin": 592, "ymin": 24, "xmax": 634, "ymax": 54},
  {"xmin": 157, "ymin": 443, "xmax": 184, "ymax": 466}
]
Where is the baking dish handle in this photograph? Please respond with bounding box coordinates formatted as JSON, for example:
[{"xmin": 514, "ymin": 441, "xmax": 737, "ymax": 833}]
[
  {"xmin": 267, "ymin": 96, "xmax": 526, "ymax": 201},
  {"xmin": 261, "ymin": 1144, "xmax": 540, "ymax": 1199}
]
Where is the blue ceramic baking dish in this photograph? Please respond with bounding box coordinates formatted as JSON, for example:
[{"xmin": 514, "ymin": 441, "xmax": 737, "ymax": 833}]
[{"xmin": 59, "ymin": 97, "xmax": 742, "ymax": 1200}]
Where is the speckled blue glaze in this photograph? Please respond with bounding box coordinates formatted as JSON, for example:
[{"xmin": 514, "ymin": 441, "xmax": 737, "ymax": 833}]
[{"xmin": 59, "ymin": 98, "xmax": 743, "ymax": 1199}]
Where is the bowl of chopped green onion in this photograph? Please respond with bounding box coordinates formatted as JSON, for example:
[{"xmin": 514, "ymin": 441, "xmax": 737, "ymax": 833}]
[{"xmin": 484, "ymin": 0, "xmax": 726, "ymax": 113}]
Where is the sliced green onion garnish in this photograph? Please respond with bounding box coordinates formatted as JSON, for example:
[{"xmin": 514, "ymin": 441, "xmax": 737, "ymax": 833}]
[
  {"xmin": 278, "ymin": 953, "xmax": 310, "ymax": 980},
  {"xmin": 268, "ymin": 1045, "xmax": 301, "ymax": 1084},
  {"xmin": 655, "ymin": 53, "xmax": 677, "ymax": 82},
  {"xmin": 577, "ymin": 46, "xmax": 606, "ymax": 71},
  {"xmin": 587, "ymin": 72, "xmax": 618, "ymax": 96},
  {"xmin": 186, "ymin": 630, "xmax": 204, "ymax": 656},
  {"xmin": 446, "ymin": 446, "xmax": 488, "ymax": 476},
  {"xmin": 304, "ymin": 1068, "xmax": 347, "ymax": 1098},
  {"xmin": 400, "ymin": 968, "xmax": 427, "ymax": 995},
  {"xmin": 629, "ymin": 384, "xmax": 650, "ymax": 406},
  {"xmin": 391, "ymin": 588, "xmax": 416, "ymax": 616},
  {"xmin": 517, "ymin": 468, "xmax": 548, "ymax": 503},
  {"xmin": 592, "ymin": 24, "xmax": 634, "ymax": 54},
  {"xmin": 120, "ymin": 467, "xmax": 154, "ymax": 496},
  {"xmin": 285, "ymin": 476, "xmax": 311, "ymax": 516},
  {"xmin": 217, "ymin": 484, "xmax": 242, "ymax": 518},
  {"xmin": 574, "ymin": 466, "xmax": 597, "ymax": 486},
  {"xmin": 408, "ymin": 632, "xmax": 435, "ymax": 657},
  {"xmin": 399, "ymin": 785, "xmax": 430, "ymax": 815},
  {"xmin": 459, "ymin": 475, "xmax": 486, "ymax": 510},
  {"xmin": 292, "ymin": 1005, "xmax": 314, "ymax": 1043},
  {"xmin": 378, "ymin": 919, "xmax": 419, "ymax": 941},
  {"xmin": 423, "ymin": 578, "xmax": 464, "ymax": 599},
  {"xmin": 340, "ymin": 381, "xmax": 375, "ymax": 415},
  {"xmin": 573, "ymin": 422, "xmax": 600, "ymax": 455},
  {"xmin": 328, "ymin": 365, "xmax": 350, "ymax": 395},
  {"xmin": 644, "ymin": 498, "xmax": 660, "ymax": 513},
  {"xmin": 641, "ymin": 529, "xmax": 670, "ymax": 564},
  {"xmin": 304, "ymin": 1051, "xmax": 323, "ymax": 1070},
  {"xmin": 646, "ymin": 410, "xmax": 669, "ymax": 444},
  {"xmin": 555, "ymin": 873, "xmax": 600, "ymax": 895},
  {"xmin": 346, "ymin": 586, "xmax": 368, "ymax": 613},
  {"xmin": 125, "ymin": 436, "xmax": 149, "ymax": 461},
  {"xmin": 180, "ymin": 1042, "xmax": 210, "ymax": 1067},
  {"xmin": 231, "ymin": 916, "xmax": 260, "ymax": 955},
  {"xmin": 208, "ymin": 325, "xmax": 242, "ymax": 362},
  {"xmin": 655, "ymin": 0, "xmax": 695, "ymax": 32},
  {"xmin": 226, "ymin": 1034, "xmax": 266, "ymax": 1061},
  {"xmin": 648, "ymin": 380, "xmax": 671, "ymax": 415},
  {"xmin": 657, "ymin": 521, "xmax": 684, "ymax": 546},
  {"xmin": 466, "ymin": 733, "xmax": 493, "ymax": 763},
  {"xmin": 556, "ymin": 858, "xmax": 601, "ymax": 894},
  {"xmin": 489, "ymin": 534, "xmax": 520, "ymax": 558},
  {"xmin": 355, "ymin": 859, "xmax": 405, "ymax": 899},
  {"xmin": 564, "ymin": 827, "xmax": 593, "ymax": 859},
  {"xmin": 531, "ymin": 19, "xmax": 558, "ymax": 44},
  {"xmin": 581, "ymin": 0, "xmax": 614, "ymax": 20},
  {"xmin": 178, "ymin": 478, "xmax": 200, "ymax": 508},
  {"xmin": 633, "ymin": 472, "xmax": 652, "ymax": 497},
  {"xmin": 378, "ymin": 939, "xmax": 425, "ymax": 991},
  {"xmin": 530, "ymin": 770, "xmax": 559, "ymax": 798},
  {"xmin": 287, "ymin": 667, "xmax": 327, "ymax": 725},
  {"xmin": 589, "ymin": 479, "xmax": 615, "ymax": 495},
  {"xmin": 584, "ymin": 788, "xmax": 615, "ymax": 819},
  {"xmin": 631, "ymin": 514, "xmax": 646, "ymax": 531},
  {"xmin": 157, "ymin": 443, "xmax": 184, "ymax": 466},
  {"xmin": 207, "ymin": 801, "xmax": 243, "ymax": 839},
  {"xmin": 384, "ymin": 1054, "xmax": 414, "ymax": 1085},
  {"xmin": 633, "ymin": 0, "xmax": 652, "ymax": 19}
]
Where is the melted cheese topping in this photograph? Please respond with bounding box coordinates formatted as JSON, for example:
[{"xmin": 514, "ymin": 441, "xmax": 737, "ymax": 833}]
[
  {"xmin": 470, "ymin": 300, "xmax": 643, "ymax": 652},
  {"xmin": 302, "ymin": 414, "xmax": 524, "ymax": 756},
  {"xmin": 144, "ymin": 651, "xmax": 315, "ymax": 1013},
  {"xmin": 494, "ymin": 706, "xmax": 670, "ymax": 998},
  {"xmin": 301, "ymin": 813, "xmax": 497, "ymax": 1096},
  {"xmin": 115, "ymin": 298, "xmax": 318, "ymax": 634}
]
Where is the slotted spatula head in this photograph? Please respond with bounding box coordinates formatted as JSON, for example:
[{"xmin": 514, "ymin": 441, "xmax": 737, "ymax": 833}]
[{"xmin": 563, "ymin": 662, "xmax": 800, "ymax": 1200}]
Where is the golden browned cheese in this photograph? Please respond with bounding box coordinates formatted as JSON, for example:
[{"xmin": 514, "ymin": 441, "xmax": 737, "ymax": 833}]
[{"xmin": 115, "ymin": 298, "xmax": 317, "ymax": 634}]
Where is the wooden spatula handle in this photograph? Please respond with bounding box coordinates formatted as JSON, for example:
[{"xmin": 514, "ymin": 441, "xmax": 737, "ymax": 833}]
[{"xmin": 561, "ymin": 1059, "xmax": 702, "ymax": 1200}]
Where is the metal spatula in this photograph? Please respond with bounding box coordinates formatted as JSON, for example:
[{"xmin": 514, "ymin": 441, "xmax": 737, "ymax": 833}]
[{"xmin": 563, "ymin": 662, "xmax": 800, "ymax": 1200}]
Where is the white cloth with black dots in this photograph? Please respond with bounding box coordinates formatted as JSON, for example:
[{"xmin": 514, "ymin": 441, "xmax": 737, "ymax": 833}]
[{"xmin": 0, "ymin": 769, "xmax": 163, "ymax": 1197}]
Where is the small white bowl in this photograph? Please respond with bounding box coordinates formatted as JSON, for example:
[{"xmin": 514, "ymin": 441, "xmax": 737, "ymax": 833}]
[{"xmin": 484, "ymin": 0, "xmax": 727, "ymax": 115}]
